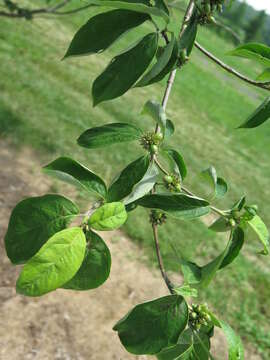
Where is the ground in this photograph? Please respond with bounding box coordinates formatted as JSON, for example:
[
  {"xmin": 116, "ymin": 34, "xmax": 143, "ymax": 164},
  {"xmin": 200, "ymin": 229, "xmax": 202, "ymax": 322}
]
[{"xmin": 0, "ymin": 141, "xmax": 262, "ymax": 359}]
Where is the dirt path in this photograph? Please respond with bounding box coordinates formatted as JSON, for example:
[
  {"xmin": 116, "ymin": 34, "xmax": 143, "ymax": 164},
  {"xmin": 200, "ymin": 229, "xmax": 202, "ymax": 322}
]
[{"xmin": 0, "ymin": 140, "xmax": 260, "ymax": 360}]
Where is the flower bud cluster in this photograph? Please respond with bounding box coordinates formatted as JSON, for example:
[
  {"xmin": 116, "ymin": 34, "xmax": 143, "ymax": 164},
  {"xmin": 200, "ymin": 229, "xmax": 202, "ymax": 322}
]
[
  {"xmin": 189, "ymin": 303, "xmax": 212, "ymax": 331},
  {"xmin": 163, "ymin": 174, "xmax": 181, "ymax": 192},
  {"xmin": 140, "ymin": 132, "xmax": 163, "ymax": 155},
  {"xmin": 149, "ymin": 210, "xmax": 167, "ymax": 226},
  {"xmin": 197, "ymin": 0, "xmax": 224, "ymax": 25}
]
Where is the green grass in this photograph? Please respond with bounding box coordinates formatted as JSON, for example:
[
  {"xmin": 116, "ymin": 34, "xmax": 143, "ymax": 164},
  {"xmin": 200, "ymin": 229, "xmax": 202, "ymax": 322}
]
[{"xmin": 1, "ymin": 1, "xmax": 270, "ymax": 357}]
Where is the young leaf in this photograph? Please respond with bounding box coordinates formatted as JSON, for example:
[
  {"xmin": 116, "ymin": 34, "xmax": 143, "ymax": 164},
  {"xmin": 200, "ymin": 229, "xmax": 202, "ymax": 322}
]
[
  {"xmin": 108, "ymin": 155, "xmax": 150, "ymax": 202},
  {"xmin": 164, "ymin": 119, "xmax": 175, "ymax": 139},
  {"xmin": 16, "ymin": 227, "xmax": 86, "ymax": 297},
  {"xmin": 248, "ymin": 215, "xmax": 269, "ymax": 255},
  {"xmin": 181, "ymin": 228, "xmax": 244, "ymax": 288},
  {"xmin": 124, "ymin": 161, "xmax": 159, "ymax": 204},
  {"xmin": 257, "ymin": 68, "xmax": 270, "ymax": 82},
  {"xmin": 200, "ymin": 166, "xmax": 227, "ymax": 199},
  {"xmin": 178, "ymin": 9, "xmax": 198, "ymax": 56},
  {"xmin": 77, "ymin": 122, "xmax": 142, "ymax": 149},
  {"xmin": 113, "ymin": 295, "xmax": 188, "ymax": 355},
  {"xmin": 135, "ymin": 194, "xmax": 210, "ymax": 220},
  {"xmin": 43, "ymin": 157, "xmax": 107, "ymax": 199},
  {"xmin": 157, "ymin": 343, "xmax": 193, "ymax": 360},
  {"xmin": 92, "ymin": 32, "xmax": 158, "ymax": 105},
  {"xmin": 209, "ymin": 216, "xmax": 230, "ymax": 233},
  {"xmin": 89, "ymin": 202, "xmax": 127, "ymax": 230},
  {"xmin": 238, "ymin": 97, "xmax": 270, "ymax": 128},
  {"xmin": 4, "ymin": 194, "xmax": 79, "ymax": 264},
  {"xmin": 63, "ymin": 230, "xmax": 111, "ymax": 290},
  {"xmin": 142, "ymin": 100, "xmax": 166, "ymax": 132},
  {"xmin": 163, "ymin": 148, "xmax": 187, "ymax": 180},
  {"xmin": 219, "ymin": 227, "xmax": 245, "ymax": 269},
  {"xmin": 85, "ymin": 0, "xmax": 170, "ymax": 24},
  {"xmin": 173, "ymin": 284, "xmax": 198, "ymax": 298},
  {"xmin": 228, "ymin": 42, "xmax": 270, "ymax": 67},
  {"xmin": 136, "ymin": 34, "xmax": 176, "ymax": 87},
  {"xmin": 64, "ymin": 10, "xmax": 150, "ymax": 58}
]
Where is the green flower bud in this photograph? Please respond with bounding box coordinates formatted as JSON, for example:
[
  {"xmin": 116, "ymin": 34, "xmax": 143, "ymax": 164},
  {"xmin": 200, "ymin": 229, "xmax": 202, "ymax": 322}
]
[
  {"xmin": 191, "ymin": 312, "xmax": 197, "ymax": 319},
  {"xmin": 164, "ymin": 175, "xmax": 173, "ymax": 184},
  {"xmin": 179, "ymin": 49, "xmax": 187, "ymax": 64},
  {"xmin": 151, "ymin": 144, "xmax": 158, "ymax": 154},
  {"xmin": 229, "ymin": 218, "xmax": 236, "ymax": 227}
]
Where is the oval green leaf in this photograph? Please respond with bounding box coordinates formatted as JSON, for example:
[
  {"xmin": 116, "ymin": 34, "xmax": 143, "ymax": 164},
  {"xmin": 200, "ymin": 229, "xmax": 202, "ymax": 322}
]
[
  {"xmin": 64, "ymin": 10, "xmax": 150, "ymax": 58},
  {"xmin": 43, "ymin": 157, "xmax": 107, "ymax": 199},
  {"xmin": 238, "ymin": 97, "xmax": 270, "ymax": 128},
  {"xmin": 135, "ymin": 194, "xmax": 210, "ymax": 219},
  {"xmin": 16, "ymin": 227, "xmax": 86, "ymax": 297},
  {"xmin": 89, "ymin": 202, "xmax": 127, "ymax": 230},
  {"xmin": 4, "ymin": 194, "xmax": 79, "ymax": 264},
  {"xmin": 63, "ymin": 230, "xmax": 111, "ymax": 290},
  {"xmin": 228, "ymin": 42, "xmax": 270, "ymax": 67},
  {"xmin": 92, "ymin": 32, "xmax": 158, "ymax": 105},
  {"xmin": 77, "ymin": 122, "xmax": 142, "ymax": 149},
  {"xmin": 136, "ymin": 34, "xmax": 176, "ymax": 87},
  {"xmin": 248, "ymin": 215, "xmax": 269, "ymax": 255},
  {"xmin": 108, "ymin": 155, "xmax": 150, "ymax": 202},
  {"xmin": 86, "ymin": 0, "xmax": 170, "ymax": 24},
  {"xmin": 113, "ymin": 295, "xmax": 188, "ymax": 355}
]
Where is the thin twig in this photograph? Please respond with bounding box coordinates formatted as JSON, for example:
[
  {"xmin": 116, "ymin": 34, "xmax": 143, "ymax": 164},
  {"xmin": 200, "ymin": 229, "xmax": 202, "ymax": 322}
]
[
  {"xmin": 152, "ymin": 0, "xmax": 195, "ymax": 295},
  {"xmin": 0, "ymin": 0, "xmax": 94, "ymax": 18},
  {"xmin": 195, "ymin": 41, "xmax": 270, "ymax": 90}
]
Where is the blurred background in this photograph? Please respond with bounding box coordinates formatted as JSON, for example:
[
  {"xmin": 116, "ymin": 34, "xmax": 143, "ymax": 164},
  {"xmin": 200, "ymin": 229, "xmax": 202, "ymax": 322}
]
[{"xmin": 0, "ymin": 0, "xmax": 270, "ymax": 359}]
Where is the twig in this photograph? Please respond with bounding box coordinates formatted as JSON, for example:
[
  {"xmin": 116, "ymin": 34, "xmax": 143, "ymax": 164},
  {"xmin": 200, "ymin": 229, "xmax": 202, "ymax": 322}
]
[
  {"xmin": 0, "ymin": 0, "xmax": 94, "ymax": 19},
  {"xmin": 151, "ymin": 0, "xmax": 195, "ymax": 295},
  {"xmin": 194, "ymin": 41, "xmax": 270, "ymax": 90}
]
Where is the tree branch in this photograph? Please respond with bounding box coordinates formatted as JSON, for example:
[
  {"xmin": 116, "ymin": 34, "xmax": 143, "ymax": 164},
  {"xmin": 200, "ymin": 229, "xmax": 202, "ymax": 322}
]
[
  {"xmin": 0, "ymin": 0, "xmax": 94, "ymax": 19},
  {"xmin": 194, "ymin": 41, "xmax": 270, "ymax": 90},
  {"xmin": 151, "ymin": 0, "xmax": 195, "ymax": 295}
]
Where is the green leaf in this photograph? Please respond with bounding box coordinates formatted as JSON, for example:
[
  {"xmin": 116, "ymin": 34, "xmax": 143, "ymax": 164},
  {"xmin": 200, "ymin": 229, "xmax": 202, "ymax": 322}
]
[
  {"xmin": 4, "ymin": 194, "xmax": 79, "ymax": 264},
  {"xmin": 147, "ymin": 38, "xmax": 178, "ymax": 83},
  {"xmin": 63, "ymin": 230, "xmax": 111, "ymax": 290},
  {"xmin": 209, "ymin": 216, "xmax": 230, "ymax": 233},
  {"xmin": 142, "ymin": 100, "xmax": 167, "ymax": 132},
  {"xmin": 228, "ymin": 42, "xmax": 270, "ymax": 67},
  {"xmin": 142, "ymin": 99, "xmax": 166, "ymax": 132},
  {"xmin": 77, "ymin": 122, "xmax": 142, "ymax": 149},
  {"xmin": 157, "ymin": 343, "xmax": 193, "ymax": 360},
  {"xmin": 219, "ymin": 227, "xmax": 245, "ymax": 269},
  {"xmin": 200, "ymin": 166, "xmax": 227, "ymax": 199},
  {"xmin": 164, "ymin": 148, "xmax": 187, "ymax": 180},
  {"xmin": 157, "ymin": 328, "xmax": 211, "ymax": 360},
  {"xmin": 108, "ymin": 155, "xmax": 150, "ymax": 201},
  {"xmin": 64, "ymin": 10, "xmax": 150, "ymax": 58},
  {"xmin": 216, "ymin": 176, "xmax": 228, "ymax": 199},
  {"xmin": 16, "ymin": 227, "xmax": 86, "ymax": 297},
  {"xmin": 181, "ymin": 228, "xmax": 244, "ymax": 288},
  {"xmin": 89, "ymin": 202, "xmax": 127, "ymax": 230},
  {"xmin": 86, "ymin": 0, "xmax": 170, "ymax": 24},
  {"xmin": 208, "ymin": 315, "xmax": 244, "ymax": 360},
  {"xmin": 178, "ymin": 9, "xmax": 198, "ymax": 56},
  {"xmin": 124, "ymin": 161, "xmax": 159, "ymax": 204},
  {"xmin": 43, "ymin": 157, "xmax": 107, "ymax": 199},
  {"xmin": 92, "ymin": 32, "xmax": 158, "ymax": 105},
  {"xmin": 173, "ymin": 284, "xmax": 198, "ymax": 298},
  {"xmin": 136, "ymin": 194, "xmax": 210, "ymax": 220},
  {"xmin": 113, "ymin": 295, "xmax": 188, "ymax": 355},
  {"xmin": 238, "ymin": 97, "xmax": 270, "ymax": 128},
  {"xmin": 232, "ymin": 196, "xmax": 246, "ymax": 211},
  {"xmin": 248, "ymin": 215, "xmax": 269, "ymax": 255},
  {"xmin": 136, "ymin": 34, "xmax": 176, "ymax": 87},
  {"xmin": 257, "ymin": 68, "xmax": 270, "ymax": 82},
  {"xmin": 164, "ymin": 119, "xmax": 175, "ymax": 139}
]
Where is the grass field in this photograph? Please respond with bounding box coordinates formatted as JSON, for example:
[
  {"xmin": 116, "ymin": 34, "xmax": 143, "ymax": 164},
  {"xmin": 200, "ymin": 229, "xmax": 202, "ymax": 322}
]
[{"xmin": 1, "ymin": 1, "xmax": 270, "ymax": 357}]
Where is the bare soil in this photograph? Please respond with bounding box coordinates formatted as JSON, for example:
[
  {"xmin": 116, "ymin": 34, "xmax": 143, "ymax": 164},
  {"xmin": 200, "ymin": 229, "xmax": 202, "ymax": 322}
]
[{"xmin": 0, "ymin": 140, "xmax": 260, "ymax": 360}]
